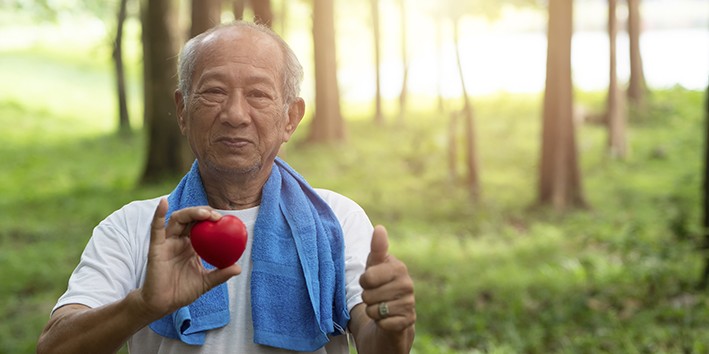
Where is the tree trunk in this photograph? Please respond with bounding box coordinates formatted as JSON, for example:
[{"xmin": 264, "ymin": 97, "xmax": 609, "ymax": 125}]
[
  {"xmin": 448, "ymin": 111, "xmax": 458, "ymax": 181},
  {"xmin": 191, "ymin": 0, "xmax": 222, "ymax": 38},
  {"xmin": 232, "ymin": 0, "xmax": 245, "ymax": 20},
  {"xmin": 370, "ymin": 0, "xmax": 383, "ymax": 125},
  {"xmin": 113, "ymin": 0, "xmax": 130, "ymax": 135},
  {"xmin": 397, "ymin": 0, "xmax": 408, "ymax": 125},
  {"xmin": 538, "ymin": 0, "xmax": 586, "ymax": 210},
  {"xmin": 607, "ymin": 0, "xmax": 627, "ymax": 158},
  {"xmin": 308, "ymin": 0, "xmax": 344, "ymax": 143},
  {"xmin": 627, "ymin": 0, "xmax": 646, "ymax": 105},
  {"xmin": 140, "ymin": 0, "xmax": 191, "ymax": 184},
  {"xmin": 453, "ymin": 18, "xmax": 480, "ymax": 200},
  {"xmin": 251, "ymin": 0, "xmax": 273, "ymax": 27}
]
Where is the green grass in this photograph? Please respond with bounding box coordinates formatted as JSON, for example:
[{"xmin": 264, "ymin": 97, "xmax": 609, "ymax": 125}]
[{"xmin": 1, "ymin": 44, "xmax": 708, "ymax": 353}]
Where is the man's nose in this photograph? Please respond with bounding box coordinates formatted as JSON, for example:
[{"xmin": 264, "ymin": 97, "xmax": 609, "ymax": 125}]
[{"xmin": 220, "ymin": 91, "xmax": 250, "ymax": 127}]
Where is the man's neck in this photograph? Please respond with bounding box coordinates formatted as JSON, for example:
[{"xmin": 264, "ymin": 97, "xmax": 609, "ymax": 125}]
[{"xmin": 199, "ymin": 164, "xmax": 272, "ymax": 210}]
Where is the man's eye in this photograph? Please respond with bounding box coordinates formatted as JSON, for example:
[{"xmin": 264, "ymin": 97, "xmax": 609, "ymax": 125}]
[
  {"xmin": 203, "ymin": 88, "xmax": 226, "ymax": 95},
  {"xmin": 198, "ymin": 88, "xmax": 227, "ymax": 102},
  {"xmin": 248, "ymin": 90, "xmax": 271, "ymax": 99}
]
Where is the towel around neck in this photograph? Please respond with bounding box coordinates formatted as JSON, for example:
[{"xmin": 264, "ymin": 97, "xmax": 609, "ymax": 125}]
[{"xmin": 148, "ymin": 158, "xmax": 350, "ymax": 351}]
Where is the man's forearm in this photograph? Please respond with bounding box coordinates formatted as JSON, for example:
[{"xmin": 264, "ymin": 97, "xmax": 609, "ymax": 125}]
[{"xmin": 37, "ymin": 290, "xmax": 160, "ymax": 354}]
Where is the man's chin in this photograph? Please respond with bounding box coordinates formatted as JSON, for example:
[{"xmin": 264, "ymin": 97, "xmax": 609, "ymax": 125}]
[{"xmin": 204, "ymin": 158, "xmax": 261, "ymax": 177}]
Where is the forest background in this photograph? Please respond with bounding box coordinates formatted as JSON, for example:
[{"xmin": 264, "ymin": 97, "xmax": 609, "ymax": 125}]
[{"xmin": 0, "ymin": 0, "xmax": 708, "ymax": 352}]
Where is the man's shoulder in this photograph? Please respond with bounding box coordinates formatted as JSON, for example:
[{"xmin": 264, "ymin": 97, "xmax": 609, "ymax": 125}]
[
  {"xmin": 314, "ymin": 188, "xmax": 366, "ymax": 217},
  {"xmin": 118, "ymin": 196, "xmax": 165, "ymax": 214},
  {"xmin": 102, "ymin": 196, "xmax": 165, "ymax": 226}
]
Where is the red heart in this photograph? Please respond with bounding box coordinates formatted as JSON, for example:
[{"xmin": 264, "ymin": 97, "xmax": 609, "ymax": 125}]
[{"xmin": 190, "ymin": 215, "xmax": 248, "ymax": 269}]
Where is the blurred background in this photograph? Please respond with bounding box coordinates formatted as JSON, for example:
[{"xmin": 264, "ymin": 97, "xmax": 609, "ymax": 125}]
[{"xmin": 0, "ymin": 0, "xmax": 708, "ymax": 352}]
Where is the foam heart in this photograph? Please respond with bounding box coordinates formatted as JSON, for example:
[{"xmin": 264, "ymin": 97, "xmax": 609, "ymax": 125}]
[{"xmin": 190, "ymin": 215, "xmax": 248, "ymax": 269}]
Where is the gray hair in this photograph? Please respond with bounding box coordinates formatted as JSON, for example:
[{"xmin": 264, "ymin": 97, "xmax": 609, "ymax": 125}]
[{"xmin": 177, "ymin": 21, "xmax": 304, "ymax": 106}]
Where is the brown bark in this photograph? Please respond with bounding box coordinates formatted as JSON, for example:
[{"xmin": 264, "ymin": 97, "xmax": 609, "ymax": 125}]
[
  {"xmin": 627, "ymin": 0, "xmax": 646, "ymax": 105},
  {"xmin": 607, "ymin": 0, "xmax": 627, "ymax": 158},
  {"xmin": 453, "ymin": 18, "xmax": 480, "ymax": 200},
  {"xmin": 113, "ymin": 0, "xmax": 130, "ymax": 134},
  {"xmin": 448, "ymin": 112, "xmax": 458, "ymax": 181},
  {"xmin": 538, "ymin": 0, "xmax": 585, "ymax": 210},
  {"xmin": 191, "ymin": 0, "xmax": 222, "ymax": 38},
  {"xmin": 308, "ymin": 0, "xmax": 344, "ymax": 143},
  {"xmin": 251, "ymin": 0, "xmax": 273, "ymax": 27},
  {"xmin": 232, "ymin": 0, "xmax": 245, "ymax": 20},
  {"xmin": 140, "ymin": 0, "xmax": 191, "ymax": 183}
]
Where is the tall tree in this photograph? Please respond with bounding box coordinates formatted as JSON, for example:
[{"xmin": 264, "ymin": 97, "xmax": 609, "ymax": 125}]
[
  {"xmin": 232, "ymin": 0, "xmax": 245, "ymax": 20},
  {"xmin": 451, "ymin": 15, "xmax": 480, "ymax": 200},
  {"xmin": 397, "ymin": 0, "xmax": 409, "ymax": 125},
  {"xmin": 436, "ymin": 0, "xmax": 538, "ymax": 199},
  {"xmin": 538, "ymin": 0, "xmax": 586, "ymax": 210},
  {"xmin": 626, "ymin": 0, "xmax": 646, "ymax": 106},
  {"xmin": 140, "ymin": 0, "xmax": 190, "ymax": 183},
  {"xmin": 113, "ymin": 0, "xmax": 130, "ymax": 134},
  {"xmin": 251, "ymin": 0, "xmax": 273, "ymax": 27},
  {"xmin": 191, "ymin": 0, "xmax": 222, "ymax": 38},
  {"xmin": 607, "ymin": 0, "xmax": 627, "ymax": 158},
  {"xmin": 434, "ymin": 0, "xmax": 484, "ymax": 200},
  {"xmin": 231, "ymin": 0, "xmax": 273, "ymax": 27},
  {"xmin": 370, "ymin": 0, "xmax": 384, "ymax": 125},
  {"xmin": 308, "ymin": 0, "xmax": 345, "ymax": 143}
]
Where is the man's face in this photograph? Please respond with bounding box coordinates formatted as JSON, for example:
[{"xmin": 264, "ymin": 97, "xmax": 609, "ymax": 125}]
[{"xmin": 176, "ymin": 28, "xmax": 300, "ymax": 177}]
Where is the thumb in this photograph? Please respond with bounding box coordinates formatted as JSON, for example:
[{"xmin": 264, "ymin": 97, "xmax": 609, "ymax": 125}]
[
  {"xmin": 366, "ymin": 225, "xmax": 389, "ymax": 268},
  {"xmin": 149, "ymin": 198, "xmax": 169, "ymax": 246}
]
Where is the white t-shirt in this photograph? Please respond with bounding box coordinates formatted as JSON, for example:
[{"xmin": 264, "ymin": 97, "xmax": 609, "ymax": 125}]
[{"xmin": 53, "ymin": 189, "xmax": 374, "ymax": 354}]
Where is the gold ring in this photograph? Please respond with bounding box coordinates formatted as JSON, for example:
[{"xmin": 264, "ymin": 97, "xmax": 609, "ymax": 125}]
[{"xmin": 378, "ymin": 302, "xmax": 389, "ymax": 318}]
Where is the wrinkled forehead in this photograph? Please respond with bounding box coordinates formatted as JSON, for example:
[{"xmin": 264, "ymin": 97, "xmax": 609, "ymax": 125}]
[{"xmin": 195, "ymin": 26, "xmax": 283, "ymax": 74}]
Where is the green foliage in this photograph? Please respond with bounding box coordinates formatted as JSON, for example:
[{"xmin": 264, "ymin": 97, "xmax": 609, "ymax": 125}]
[
  {"xmin": 1, "ymin": 47, "xmax": 707, "ymax": 354},
  {"xmin": 1, "ymin": 0, "xmax": 121, "ymax": 22}
]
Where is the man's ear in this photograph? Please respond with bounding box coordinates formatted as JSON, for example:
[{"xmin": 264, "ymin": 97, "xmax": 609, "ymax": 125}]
[
  {"xmin": 283, "ymin": 98, "xmax": 305, "ymax": 142},
  {"xmin": 175, "ymin": 90, "xmax": 187, "ymax": 134}
]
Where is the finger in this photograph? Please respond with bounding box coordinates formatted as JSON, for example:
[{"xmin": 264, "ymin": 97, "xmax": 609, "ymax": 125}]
[
  {"xmin": 360, "ymin": 254, "xmax": 410, "ymax": 289},
  {"xmin": 204, "ymin": 263, "xmax": 242, "ymax": 290},
  {"xmin": 364, "ymin": 295, "xmax": 416, "ymax": 323},
  {"xmin": 149, "ymin": 198, "xmax": 169, "ymax": 246},
  {"xmin": 373, "ymin": 312, "xmax": 417, "ymax": 333},
  {"xmin": 359, "ymin": 263, "xmax": 396, "ymax": 290},
  {"xmin": 360, "ymin": 272, "xmax": 414, "ymax": 304},
  {"xmin": 366, "ymin": 225, "xmax": 390, "ymax": 268},
  {"xmin": 164, "ymin": 207, "xmax": 220, "ymax": 238}
]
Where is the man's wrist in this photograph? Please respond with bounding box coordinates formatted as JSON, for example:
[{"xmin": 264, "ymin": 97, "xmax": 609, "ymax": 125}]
[
  {"xmin": 125, "ymin": 290, "xmax": 165, "ymax": 326},
  {"xmin": 366, "ymin": 320, "xmax": 415, "ymax": 354}
]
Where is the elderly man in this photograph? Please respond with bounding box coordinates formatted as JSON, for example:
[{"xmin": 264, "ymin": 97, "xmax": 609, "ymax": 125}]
[{"xmin": 37, "ymin": 21, "xmax": 415, "ymax": 354}]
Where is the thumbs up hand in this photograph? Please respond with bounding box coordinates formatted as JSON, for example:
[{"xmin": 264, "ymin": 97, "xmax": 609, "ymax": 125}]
[{"xmin": 359, "ymin": 225, "xmax": 416, "ymax": 333}]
